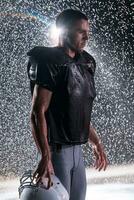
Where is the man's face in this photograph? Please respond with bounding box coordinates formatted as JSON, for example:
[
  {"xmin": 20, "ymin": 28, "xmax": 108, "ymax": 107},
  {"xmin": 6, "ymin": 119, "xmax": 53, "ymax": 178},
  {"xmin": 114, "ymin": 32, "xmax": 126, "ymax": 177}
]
[{"xmin": 65, "ymin": 19, "xmax": 89, "ymax": 52}]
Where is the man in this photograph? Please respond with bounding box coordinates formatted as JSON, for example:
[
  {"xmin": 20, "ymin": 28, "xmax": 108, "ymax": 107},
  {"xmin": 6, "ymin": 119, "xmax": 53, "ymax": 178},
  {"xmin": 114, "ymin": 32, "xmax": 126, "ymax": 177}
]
[{"xmin": 27, "ymin": 9, "xmax": 108, "ymax": 200}]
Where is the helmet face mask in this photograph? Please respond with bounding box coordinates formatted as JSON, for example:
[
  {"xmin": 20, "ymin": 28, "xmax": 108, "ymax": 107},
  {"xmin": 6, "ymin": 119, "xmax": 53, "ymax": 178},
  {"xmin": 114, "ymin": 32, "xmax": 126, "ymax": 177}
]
[{"xmin": 18, "ymin": 171, "xmax": 69, "ymax": 200}]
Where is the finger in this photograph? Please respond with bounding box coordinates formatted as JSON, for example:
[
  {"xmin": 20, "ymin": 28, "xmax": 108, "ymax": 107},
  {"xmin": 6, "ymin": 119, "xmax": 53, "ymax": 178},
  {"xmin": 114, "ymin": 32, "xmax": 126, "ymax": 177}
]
[
  {"xmin": 33, "ymin": 160, "xmax": 42, "ymax": 177},
  {"xmin": 98, "ymin": 154, "xmax": 108, "ymax": 171},
  {"xmin": 36, "ymin": 176, "xmax": 42, "ymax": 185},
  {"xmin": 103, "ymin": 157, "xmax": 108, "ymax": 171},
  {"xmin": 94, "ymin": 156, "xmax": 100, "ymax": 169},
  {"xmin": 93, "ymin": 149, "xmax": 100, "ymax": 169},
  {"xmin": 100, "ymin": 153, "xmax": 108, "ymax": 171},
  {"xmin": 93, "ymin": 148, "xmax": 99, "ymax": 159},
  {"xmin": 94, "ymin": 150, "xmax": 103, "ymax": 170},
  {"xmin": 98, "ymin": 161, "xmax": 105, "ymax": 171},
  {"xmin": 33, "ymin": 165, "xmax": 47, "ymax": 183},
  {"xmin": 96, "ymin": 152, "xmax": 104, "ymax": 170},
  {"xmin": 46, "ymin": 170, "xmax": 53, "ymax": 189},
  {"xmin": 33, "ymin": 169, "xmax": 39, "ymax": 181},
  {"xmin": 47, "ymin": 176, "xmax": 53, "ymax": 189},
  {"xmin": 95, "ymin": 154, "xmax": 102, "ymax": 169}
]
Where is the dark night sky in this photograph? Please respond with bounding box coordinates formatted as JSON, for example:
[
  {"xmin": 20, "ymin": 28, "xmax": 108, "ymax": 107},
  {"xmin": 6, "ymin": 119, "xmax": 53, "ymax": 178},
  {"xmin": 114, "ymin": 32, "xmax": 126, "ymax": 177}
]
[{"xmin": 0, "ymin": 0, "xmax": 133, "ymax": 177}]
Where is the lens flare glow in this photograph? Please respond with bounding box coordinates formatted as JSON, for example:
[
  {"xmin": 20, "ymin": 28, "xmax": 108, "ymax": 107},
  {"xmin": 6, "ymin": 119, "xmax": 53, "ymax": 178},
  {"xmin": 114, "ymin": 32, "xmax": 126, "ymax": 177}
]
[{"xmin": 49, "ymin": 24, "xmax": 63, "ymax": 45}]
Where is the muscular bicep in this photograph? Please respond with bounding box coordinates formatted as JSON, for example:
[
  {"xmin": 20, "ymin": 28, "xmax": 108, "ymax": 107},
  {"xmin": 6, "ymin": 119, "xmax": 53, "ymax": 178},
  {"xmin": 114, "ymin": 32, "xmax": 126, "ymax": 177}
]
[{"xmin": 31, "ymin": 84, "xmax": 52, "ymax": 114}]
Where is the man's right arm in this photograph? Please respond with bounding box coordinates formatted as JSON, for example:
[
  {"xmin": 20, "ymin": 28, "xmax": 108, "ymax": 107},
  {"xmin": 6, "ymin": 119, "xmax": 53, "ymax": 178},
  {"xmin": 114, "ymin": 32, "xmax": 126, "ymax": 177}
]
[{"xmin": 30, "ymin": 84, "xmax": 53, "ymax": 187}]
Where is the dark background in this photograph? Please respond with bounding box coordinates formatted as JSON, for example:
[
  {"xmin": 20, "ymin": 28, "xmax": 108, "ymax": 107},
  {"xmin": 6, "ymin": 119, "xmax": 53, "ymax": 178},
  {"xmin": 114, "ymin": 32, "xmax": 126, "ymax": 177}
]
[{"xmin": 0, "ymin": 0, "xmax": 133, "ymax": 177}]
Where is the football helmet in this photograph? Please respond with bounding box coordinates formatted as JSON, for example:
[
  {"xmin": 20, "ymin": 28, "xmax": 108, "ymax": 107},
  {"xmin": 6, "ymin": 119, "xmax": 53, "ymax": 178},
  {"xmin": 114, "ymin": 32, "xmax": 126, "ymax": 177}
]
[{"xmin": 18, "ymin": 170, "xmax": 69, "ymax": 200}]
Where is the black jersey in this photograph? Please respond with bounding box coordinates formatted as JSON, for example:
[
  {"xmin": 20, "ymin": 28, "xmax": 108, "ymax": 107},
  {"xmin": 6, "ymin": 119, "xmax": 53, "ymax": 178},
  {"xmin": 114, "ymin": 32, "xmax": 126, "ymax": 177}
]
[{"xmin": 27, "ymin": 46, "xmax": 96, "ymax": 145}]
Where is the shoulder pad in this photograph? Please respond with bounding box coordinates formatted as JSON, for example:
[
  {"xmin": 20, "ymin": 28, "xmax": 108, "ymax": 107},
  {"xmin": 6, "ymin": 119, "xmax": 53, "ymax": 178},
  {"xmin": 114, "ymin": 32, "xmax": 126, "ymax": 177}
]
[
  {"xmin": 27, "ymin": 46, "xmax": 52, "ymax": 62},
  {"xmin": 27, "ymin": 46, "xmax": 68, "ymax": 64}
]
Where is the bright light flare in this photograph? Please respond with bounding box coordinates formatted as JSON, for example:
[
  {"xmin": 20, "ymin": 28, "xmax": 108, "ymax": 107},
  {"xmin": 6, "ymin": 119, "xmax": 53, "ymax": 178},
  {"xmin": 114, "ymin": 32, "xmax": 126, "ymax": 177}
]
[{"xmin": 49, "ymin": 24, "xmax": 62, "ymax": 45}]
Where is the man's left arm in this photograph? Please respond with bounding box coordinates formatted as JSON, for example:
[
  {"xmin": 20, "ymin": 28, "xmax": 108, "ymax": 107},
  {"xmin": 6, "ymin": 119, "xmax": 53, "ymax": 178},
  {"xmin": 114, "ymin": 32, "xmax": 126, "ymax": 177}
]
[{"xmin": 88, "ymin": 123, "xmax": 108, "ymax": 171}]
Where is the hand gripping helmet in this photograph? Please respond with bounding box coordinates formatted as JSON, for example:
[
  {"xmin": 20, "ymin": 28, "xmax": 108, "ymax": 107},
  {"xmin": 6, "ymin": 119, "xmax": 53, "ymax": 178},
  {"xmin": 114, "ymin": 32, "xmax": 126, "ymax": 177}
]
[{"xmin": 18, "ymin": 171, "xmax": 69, "ymax": 200}]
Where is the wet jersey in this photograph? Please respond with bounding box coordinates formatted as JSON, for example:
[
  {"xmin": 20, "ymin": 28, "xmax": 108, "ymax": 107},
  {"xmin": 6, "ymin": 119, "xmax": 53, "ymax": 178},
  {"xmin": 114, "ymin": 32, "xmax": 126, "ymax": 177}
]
[{"xmin": 27, "ymin": 46, "xmax": 96, "ymax": 145}]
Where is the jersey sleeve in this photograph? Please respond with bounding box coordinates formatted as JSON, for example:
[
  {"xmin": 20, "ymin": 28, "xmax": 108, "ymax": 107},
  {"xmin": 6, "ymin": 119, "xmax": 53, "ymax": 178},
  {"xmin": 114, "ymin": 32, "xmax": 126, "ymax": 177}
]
[
  {"xmin": 90, "ymin": 57, "xmax": 96, "ymax": 75},
  {"xmin": 28, "ymin": 56, "xmax": 58, "ymax": 92}
]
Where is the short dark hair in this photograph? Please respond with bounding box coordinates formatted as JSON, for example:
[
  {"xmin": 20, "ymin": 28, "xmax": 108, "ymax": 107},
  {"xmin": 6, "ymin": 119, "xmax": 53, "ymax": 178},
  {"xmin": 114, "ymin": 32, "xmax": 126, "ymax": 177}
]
[{"xmin": 56, "ymin": 9, "xmax": 88, "ymax": 29}]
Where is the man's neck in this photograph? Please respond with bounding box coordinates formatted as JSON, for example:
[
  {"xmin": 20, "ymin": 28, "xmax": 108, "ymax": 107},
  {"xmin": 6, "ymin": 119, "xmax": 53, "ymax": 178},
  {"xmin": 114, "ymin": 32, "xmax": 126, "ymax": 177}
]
[
  {"xmin": 64, "ymin": 47, "xmax": 76, "ymax": 58},
  {"xmin": 58, "ymin": 41, "xmax": 76, "ymax": 58}
]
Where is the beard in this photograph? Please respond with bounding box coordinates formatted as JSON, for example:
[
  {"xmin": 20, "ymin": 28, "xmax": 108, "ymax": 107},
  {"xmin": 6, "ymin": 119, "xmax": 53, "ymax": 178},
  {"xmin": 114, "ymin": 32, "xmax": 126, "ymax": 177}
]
[{"xmin": 65, "ymin": 37, "xmax": 84, "ymax": 53}]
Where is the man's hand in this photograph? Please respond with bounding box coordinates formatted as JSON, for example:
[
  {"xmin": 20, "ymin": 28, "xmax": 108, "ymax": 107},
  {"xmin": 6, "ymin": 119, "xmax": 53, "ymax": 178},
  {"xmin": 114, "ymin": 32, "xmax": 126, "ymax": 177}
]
[
  {"xmin": 33, "ymin": 156, "xmax": 54, "ymax": 189},
  {"xmin": 93, "ymin": 142, "xmax": 108, "ymax": 171},
  {"xmin": 89, "ymin": 124, "xmax": 108, "ymax": 171}
]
